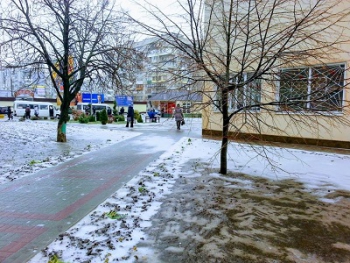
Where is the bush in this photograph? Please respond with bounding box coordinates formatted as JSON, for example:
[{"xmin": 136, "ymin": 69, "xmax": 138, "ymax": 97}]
[
  {"xmin": 78, "ymin": 114, "xmax": 89, "ymax": 123},
  {"xmin": 115, "ymin": 115, "xmax": 125, "ymax": 122},
  {"xmin": 134, "ymin": 110, "xmax": 140, "ymax": 122},
  {"xmin": 73, "ymin": 111, "xmax": 84, "ymax": 121},
  {"xmin": 100, "ymin": 109, "xmax": 108, "ymax": 125},
  {"xmin": 137, "ymin": 114, "xmax": 143, "ymax": 123},
  {"xmin": 96, "ymin": 111, "xmax": 100, "ymax": 121},
  {"xmin": 88, "ymin": 115, "xmax": 95, "ymax": 122}
]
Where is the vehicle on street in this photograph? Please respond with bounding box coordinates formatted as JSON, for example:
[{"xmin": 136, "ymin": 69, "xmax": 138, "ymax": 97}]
[
  {"xmin": 75, "ymin": 103, "xmax": 112, "ymax": 115},
  {"xmin": 13, "ymin": 101, "xmax": 59, "ymax": 118},
  {"xmin": 0, "ymin": 106, "xmax": 8, "ymax": 115}
]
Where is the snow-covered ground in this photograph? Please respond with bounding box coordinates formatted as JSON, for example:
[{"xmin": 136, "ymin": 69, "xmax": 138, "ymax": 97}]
[{"xmin": 1, "ymin": 116, "xmax": 350, "ymax": 263}]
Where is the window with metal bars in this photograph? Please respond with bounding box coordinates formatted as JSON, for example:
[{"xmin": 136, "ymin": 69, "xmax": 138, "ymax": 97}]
[{"xmin": 279, "ymin": 64, "xmax": 345, "ymax": 112}]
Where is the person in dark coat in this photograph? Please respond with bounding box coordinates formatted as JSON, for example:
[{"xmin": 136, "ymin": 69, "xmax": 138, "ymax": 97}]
[
  {"xmin": 126, "ymin": 105, "xmax": 134, "ymax": 128},
  {"xmin": 25, "ymin": 105, "xmax": 31, "ymax": 119},
  {"xmin": 119, "ymin": 107, "xmax": 125, "ymax": 115},
  {"xmin": 7, "ymin": 106, "xmax": 13, "ymax": 120},
  {"xmin": 49, "ymin": 105, "xmax": 54, "ymax": 118}
]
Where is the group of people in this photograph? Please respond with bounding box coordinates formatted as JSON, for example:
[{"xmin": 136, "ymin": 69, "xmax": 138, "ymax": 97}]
[
  {"xmin": 5, "ymin": 104, "xmax": 41, "ymax": 121},
  {"xmin": 124, "ymin": 104, "xmax": 184, "ymax": 130},
  {"xmin": 5, "ymin": 105, "xmax": 36, "ymax": 120},
  {"xmin": 4, "ymin": 103, "xmax": 185, "ymax": 128},
  {"xmin": 117, "ymin": 106, "xmax": 133, "ymax": 128}
]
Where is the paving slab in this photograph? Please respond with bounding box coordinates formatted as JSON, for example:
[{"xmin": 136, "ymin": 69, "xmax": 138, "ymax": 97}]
[{"xmin": 0, "ymin": 123, "xmax": 202, "ymax": 263}]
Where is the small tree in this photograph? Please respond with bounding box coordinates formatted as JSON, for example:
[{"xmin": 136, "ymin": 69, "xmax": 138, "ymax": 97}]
[
  {"xmin": 100, "ymin": 109, "xmax": 108, "ymax": 125},
  {"xmin": 1, "ymin": 0, "xmax": 141, "ymax": 142},
  {"xmin": 131, "ymin": 0, "xmax": 350, "ymax": 174}
]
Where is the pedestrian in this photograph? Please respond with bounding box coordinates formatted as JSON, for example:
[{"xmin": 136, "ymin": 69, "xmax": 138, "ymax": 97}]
[
  {"xmin": 126, "ymin": 105, "xmax": 134, "ymax": 128},
  {"xmin": 34, "ymin": 105, "xmax": 39, "ymax": 117},
  {"xmin": 85, "ymin": 105, "xmax": 90, "ymax": 115},
  {"xmin": 7, "ymin": 106, "xmax": 13, "ymax": 120},
  {"xmin": 107, "ymin": 107, "xmax": 112, "ymax": 116},
  {"xmin": 25, "ymin": 105, "xmax": 31, "ymax": 119},
  {"xmin": 173, "ymin": 104, "xmax": 184, "ymax": 130},
  {"xmin": 49, "ymin": 105, "xmax": 54, "ymax": 118},
  {"xmin": 119, "ymin": 106, "xmax": 125, "ymax": 115}
]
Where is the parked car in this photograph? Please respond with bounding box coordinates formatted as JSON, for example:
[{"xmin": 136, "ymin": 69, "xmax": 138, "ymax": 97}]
[{"xmin": 0, "ymin": 107, "xmax": 8, "ymax": 115}]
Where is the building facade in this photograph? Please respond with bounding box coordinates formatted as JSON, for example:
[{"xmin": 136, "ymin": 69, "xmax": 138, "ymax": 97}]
[
  {"xmin": 132, "ymin": 37, "xmax": 200, "ymax": 113},
  {"xmin": 202, "ymin": 0, "xmax": 350, "ymax": 148},
  {"xmin": 0, "ymin": 67, "xmax": 53, "ymax": 98}
]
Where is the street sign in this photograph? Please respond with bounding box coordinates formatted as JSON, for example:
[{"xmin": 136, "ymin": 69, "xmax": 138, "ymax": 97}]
[
  {"xmin": 116, "ymin": 95, "xmax": 133, "ymax": 106},
  {"xmin": 82, "ymin": 93, "xmax": 104, "ymax": 103}
]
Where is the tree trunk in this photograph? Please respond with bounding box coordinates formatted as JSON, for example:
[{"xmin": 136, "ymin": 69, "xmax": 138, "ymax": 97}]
[
  {"xmin": 220, "ymin": 89, "xmax": 229, "ymax": 174},
  {"xmin": 57, "ymin": 120, "xmax": 67, "ymax": 142},
  {"xmin": 56, "ymin": 103, "xmax": 70, "ymax": 142},
  {"xmin": 220, "ymin": 123, "xmax": 229, "ymax": 174}
]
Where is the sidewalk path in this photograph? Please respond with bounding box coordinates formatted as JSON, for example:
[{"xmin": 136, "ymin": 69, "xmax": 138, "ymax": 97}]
[{"xmin": 0, "ymin": 120, "xmax": 202, "ymax": 263}]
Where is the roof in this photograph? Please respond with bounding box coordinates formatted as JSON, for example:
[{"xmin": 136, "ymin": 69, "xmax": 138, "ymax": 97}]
[{"xmin": 148, "ymin": 91, "xmax": 202, "ymax": 102}]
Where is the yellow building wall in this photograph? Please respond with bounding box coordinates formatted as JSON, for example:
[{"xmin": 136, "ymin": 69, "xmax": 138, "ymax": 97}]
[{"xmin": 202, "ymin": 0, "xmax": 350, "ymax": 147}]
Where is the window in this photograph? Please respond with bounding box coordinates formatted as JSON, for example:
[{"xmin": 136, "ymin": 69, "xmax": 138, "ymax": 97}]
[
  {"xmin": 183, "ymin": 102, "xmax": 191, "ymax": 113},
  {"xmin": 227, "ymin": 72, "xmax": 261, "ymax": 111},
  {"xmin": 40, "ymin": 105, "xmax": 48, "ymax": 110},
  {"xmin": 279, "ymin": 64, "xmax": 345, "ymax": 111}
]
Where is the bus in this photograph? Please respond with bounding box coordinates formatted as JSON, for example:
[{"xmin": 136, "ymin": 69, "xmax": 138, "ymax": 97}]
[
  {"xmin": 75, "ymin": 103, "xmax": 112, "ymax": 115},
  {"xmin": 13, "ymin": 101, "xmax": 59, "ymax": 118}
]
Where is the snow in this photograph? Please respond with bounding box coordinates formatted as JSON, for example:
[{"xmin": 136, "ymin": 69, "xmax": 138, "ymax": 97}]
[{"xmin": 1, "ymin": 117, "xmax": 350, "ymax": 262}]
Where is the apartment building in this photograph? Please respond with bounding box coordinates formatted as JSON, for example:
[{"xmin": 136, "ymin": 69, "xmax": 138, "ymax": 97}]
[
  {"xmin": 132, "ymin": 37, "xmax": 201, "ymax": 114},
  {"xmin": 0, "ymin": 67, "xmax": 51, "ymax": 98}
]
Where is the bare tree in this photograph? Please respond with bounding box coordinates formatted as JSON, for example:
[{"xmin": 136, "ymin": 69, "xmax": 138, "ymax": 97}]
[
  {"xmin": 129, "ymin": 0, "xmax": 350, "ymax": 174},
  {"xmin": 0, "ymin": 0, "xmax": 140, "ymax": 142}
]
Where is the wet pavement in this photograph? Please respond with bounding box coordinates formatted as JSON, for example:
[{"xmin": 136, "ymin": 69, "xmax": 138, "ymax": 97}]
[{"xmin": 0, "ymin": 120, "xmax": 202, "ymax": 263}]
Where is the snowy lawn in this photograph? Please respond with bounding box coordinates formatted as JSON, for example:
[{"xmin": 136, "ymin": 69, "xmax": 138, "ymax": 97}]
[{"xmin": 2, "ymin": 117, "xmax": 350, "ymax": 262}]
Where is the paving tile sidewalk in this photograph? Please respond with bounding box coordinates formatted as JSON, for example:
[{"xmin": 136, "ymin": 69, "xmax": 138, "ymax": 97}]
[{"xmin": 0, "ymin": 127, "xmax": 194, "ymax": 263}]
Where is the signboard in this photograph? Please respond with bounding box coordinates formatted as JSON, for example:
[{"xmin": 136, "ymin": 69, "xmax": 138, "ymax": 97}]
[
  {"xmin": 34, "ymin": 85, "xmax": 46, "ymax": 97},
  {"xmin": 82, "ymin": 93, "xmax": 104, "ymax": 103},
  {"xmin": 116, "ymin": 95, "xmax": 133, "ymax": 106},
  {"xmin": 14, "ymin": 89, "xmax": 34, "ymax": 98}
]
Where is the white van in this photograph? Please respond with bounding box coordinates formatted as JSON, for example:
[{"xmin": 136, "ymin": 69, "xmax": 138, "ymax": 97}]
[
  {"xmin": 13, "ymin": 101, "xmax": 59, "ymax": 118},
  {"xmin": 75, "ymin": 103, "xmax": 112, "ymax": 115}
]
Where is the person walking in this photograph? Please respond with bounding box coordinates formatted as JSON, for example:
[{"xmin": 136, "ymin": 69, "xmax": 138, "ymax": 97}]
[
  {"xmin": 34, "ymin": 105, "xmax": 39, "ymax": 117},
  {"xmin": 173, "ymin": 104, "xmax": 184, "ymax": 130},
  {"xmin": 7, "ymin": 106, "xmax": 13, "ymax": 121},
  {"xmin": 49, "ymin": 105, "xmax": 54, "ymax": 118},
  {"xmin": 25, "ymin": 105, "xmax": 31, "ymax": 119},
  {"xmin": 126, "ymin": 105, "xmax": 134, "ymax": 128}
]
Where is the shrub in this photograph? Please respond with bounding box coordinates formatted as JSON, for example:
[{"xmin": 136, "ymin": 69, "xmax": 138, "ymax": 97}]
[
  {"xmin": 137, "ymin": 114, "xmax": 143, "ymax": 123},
  {"xmin": 115, "ymin": 115, "xmax": 125, "ymax": 122},
  {"xmin": 73, "ymin": 111, "xmax": 84, "ymax": 121},
  {"xmin": 88, "ymin": 115, "xmax": 95, "ymax": 122},
  {"xmin": 100, "ymin": 109, "xmax": 108, "ymax": 125},
  {"xmin": 78, "ymin": 114, "xmax": 89, "ymax": 123},
  {"xmin": 134, "ymin": 110, "xmax": 140, "ymax": 122},
  {"xmin": 96, "ymin": 111, "xmax": 100, "ymax": 121}
]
